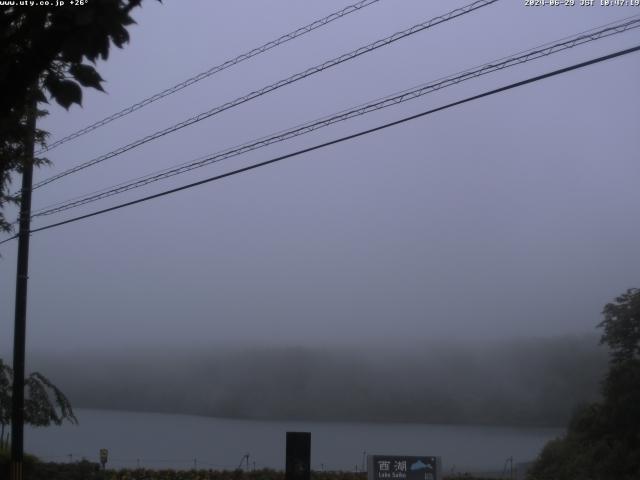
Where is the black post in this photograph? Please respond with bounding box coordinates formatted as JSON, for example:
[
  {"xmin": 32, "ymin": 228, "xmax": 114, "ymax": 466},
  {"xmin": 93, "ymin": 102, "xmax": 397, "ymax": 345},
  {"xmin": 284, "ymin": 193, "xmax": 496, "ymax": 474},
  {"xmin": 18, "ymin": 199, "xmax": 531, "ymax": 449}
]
[
  {"xmin": 10, "ymin": 95, "xmax": 37, "ymax": 480},
  {"xmin": 285, "ymin": 432, "xmax": 310, "ymax": 480}
]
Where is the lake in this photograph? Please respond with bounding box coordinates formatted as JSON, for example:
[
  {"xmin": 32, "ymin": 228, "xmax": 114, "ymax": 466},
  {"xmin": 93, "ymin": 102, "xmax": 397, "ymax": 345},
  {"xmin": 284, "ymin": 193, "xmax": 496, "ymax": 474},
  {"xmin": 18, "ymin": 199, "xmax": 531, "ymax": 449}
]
[{"xmin": 25, "ymin": 408, "xmax": 563, "ymax": 474}]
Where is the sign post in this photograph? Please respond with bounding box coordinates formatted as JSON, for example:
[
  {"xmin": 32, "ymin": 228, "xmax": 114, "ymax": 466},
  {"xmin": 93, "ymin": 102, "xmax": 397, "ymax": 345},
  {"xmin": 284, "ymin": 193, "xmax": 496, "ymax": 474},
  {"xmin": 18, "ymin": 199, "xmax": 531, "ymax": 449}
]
[{"xmin": 99, "ymin": 449, "xmax": 108, "ymax": 470}]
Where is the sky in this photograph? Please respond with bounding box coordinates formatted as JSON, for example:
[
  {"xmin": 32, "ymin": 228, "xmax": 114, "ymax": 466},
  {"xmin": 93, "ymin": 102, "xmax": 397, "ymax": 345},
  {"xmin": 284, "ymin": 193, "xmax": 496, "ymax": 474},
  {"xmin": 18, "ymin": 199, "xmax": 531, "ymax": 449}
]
[{"xmin": 1, "ymin": 0, "xmax": 639, "ymax": 354}]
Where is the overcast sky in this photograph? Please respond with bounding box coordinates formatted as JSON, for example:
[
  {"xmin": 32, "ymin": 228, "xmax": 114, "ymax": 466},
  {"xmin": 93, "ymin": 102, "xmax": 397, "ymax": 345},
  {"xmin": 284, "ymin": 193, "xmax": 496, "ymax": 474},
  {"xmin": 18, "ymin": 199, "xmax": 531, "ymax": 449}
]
[{"xmin": 1, "ymin": 0, "xmax": 639, "ymax": 354}]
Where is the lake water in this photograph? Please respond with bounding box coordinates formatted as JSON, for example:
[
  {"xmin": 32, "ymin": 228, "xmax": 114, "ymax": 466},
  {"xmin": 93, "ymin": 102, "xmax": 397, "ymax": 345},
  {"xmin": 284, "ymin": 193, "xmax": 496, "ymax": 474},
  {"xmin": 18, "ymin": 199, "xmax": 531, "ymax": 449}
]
[{"xmin": 25, "ymin": 408, "xmax": 563, "ymax": 474}]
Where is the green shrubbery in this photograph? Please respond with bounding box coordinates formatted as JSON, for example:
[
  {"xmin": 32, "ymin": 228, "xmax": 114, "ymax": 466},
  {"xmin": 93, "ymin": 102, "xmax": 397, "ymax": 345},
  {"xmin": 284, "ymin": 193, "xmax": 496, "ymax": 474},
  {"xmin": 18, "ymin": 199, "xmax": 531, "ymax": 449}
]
[
  {"xmin": 103, "ymin": 469, "xmax": 494, "ymax": 480},
  {"xmin": 0, "ymin": 447, "xmax": 39, "ymax": 479},
  {"xmin": 1, "ymin": 449, "xmax": 105, "ymax": 480},
  {"xmin": 0, "ymin": 456, "xmax": 498, "ymax": 480},
  {"xmin": 105, "ymin": 469, "xmax": 362, "ymax": 480}
]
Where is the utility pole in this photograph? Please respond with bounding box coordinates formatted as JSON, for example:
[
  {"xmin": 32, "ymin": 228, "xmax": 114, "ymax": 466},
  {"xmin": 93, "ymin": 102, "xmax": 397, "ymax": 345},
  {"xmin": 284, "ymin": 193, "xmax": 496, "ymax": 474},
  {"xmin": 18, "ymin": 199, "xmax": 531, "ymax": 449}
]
[{"xmin": 10, "ymin": 93, "xmax": 37, "ymax": 480}]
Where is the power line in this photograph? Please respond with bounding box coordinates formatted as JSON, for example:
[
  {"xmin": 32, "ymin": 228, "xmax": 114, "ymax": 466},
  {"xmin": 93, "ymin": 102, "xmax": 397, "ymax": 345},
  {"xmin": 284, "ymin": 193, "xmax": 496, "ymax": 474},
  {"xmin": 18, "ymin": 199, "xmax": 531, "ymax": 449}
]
[
  {"xmin": 30, "ymin": 0, "xmax": 499, "ymax": 191},
  {"xmin": 29, "ymin": 16, "xmax": 640, "ymax": 218},
  {"xmin": 1, "ymin": 43, "xmax": 636, "ymax": 245},
  {"xmin": 36, "ymin": 0, "xmax": 382, "ymax": 155},
  {"xmin": 31, "ymin": 15, "xmax": 640, "ymax": 216}
]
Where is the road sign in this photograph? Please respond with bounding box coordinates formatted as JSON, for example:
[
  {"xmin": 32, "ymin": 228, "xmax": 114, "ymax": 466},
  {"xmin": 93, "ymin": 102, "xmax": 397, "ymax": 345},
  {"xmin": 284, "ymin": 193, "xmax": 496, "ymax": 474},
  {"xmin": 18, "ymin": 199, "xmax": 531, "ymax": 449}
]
[
  {"xmin": 99, "ymin": 449, "xmax": 108, "ymax": 469},
  {"xmin": 368, "ymin": 455, "xmax": 441, "ymax": 480}
]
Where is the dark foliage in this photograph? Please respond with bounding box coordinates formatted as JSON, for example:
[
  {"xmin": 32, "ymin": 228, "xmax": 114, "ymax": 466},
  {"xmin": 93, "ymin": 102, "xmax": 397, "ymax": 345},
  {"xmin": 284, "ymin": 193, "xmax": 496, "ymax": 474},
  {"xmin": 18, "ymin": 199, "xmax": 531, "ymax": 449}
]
[
  {"xmin": 0, "ymin": 1, "xmax": 159, "ymax": 233},
  {"xmin": 527, "ymin": 288, "xmax": 640, "ymax": 480},
  {"xmin": 599, "ymin": 288, "xmax": 640, "ymax": 364},
  {"xmin": 0, "ymin": 458, "xmax": 499, "ymax": 480},
  {"xmin": 0, "ymin": 358, "xmax": 77, "ymax": 449},
  {"xmin": 100, "ymin": 469, "xmax": 497, "ymax": 480},
  {"xmin": 26, "ymin": 460, "xmax": 106, "ymax": 480},
  {"xmin": 0, "ymin": 447, "xmax": 39, "ymax": 479},
  {"xmin": 0, "ymin": 452, "xmax": 105, "ymax": 480}
]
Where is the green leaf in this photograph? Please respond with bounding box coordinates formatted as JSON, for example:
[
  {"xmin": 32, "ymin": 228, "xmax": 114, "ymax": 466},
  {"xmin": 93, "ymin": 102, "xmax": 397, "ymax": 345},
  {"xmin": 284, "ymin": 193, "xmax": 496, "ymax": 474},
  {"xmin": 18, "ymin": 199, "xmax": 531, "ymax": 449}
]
[
  {"xmin": 111, "ymin": 24, "xmax": 130, "ymax": 48},
  {"xmin": 46, "ymin": 78, "xmax": 83, "ymax": 110},
  {"xmin": 60, "ymin": 39, "xmax": 85, "ymax": 63},
  {"xmin": 69, "ymin": 63, "xmax": 104, "ymax": 91},
  {"xmin": 97, "ymin": 34, "xmax": 110, "ymax": 60}
]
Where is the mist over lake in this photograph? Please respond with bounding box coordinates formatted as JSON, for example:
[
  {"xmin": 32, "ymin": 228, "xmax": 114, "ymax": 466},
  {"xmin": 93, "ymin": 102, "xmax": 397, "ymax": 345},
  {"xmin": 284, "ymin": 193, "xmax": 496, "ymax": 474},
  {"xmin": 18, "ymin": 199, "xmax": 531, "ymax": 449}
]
[{"xmin": 22, "ymin": 335, "xmax": 606, "ymax": 428}]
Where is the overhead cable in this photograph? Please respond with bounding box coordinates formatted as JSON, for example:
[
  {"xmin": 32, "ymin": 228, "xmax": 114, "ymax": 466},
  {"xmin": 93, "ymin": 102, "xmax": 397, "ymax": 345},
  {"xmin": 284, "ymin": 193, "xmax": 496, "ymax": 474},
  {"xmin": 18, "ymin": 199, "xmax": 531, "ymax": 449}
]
[
  {"xmin": 30, "ymin": 0, "xmax": 499, "ymax": 191},
  {"xmin": 36, "ymin": 0, "xmax": 382, "ymax": 154},
  {"xmin": 1, "ymin": 43, "xmax": 635, "ymax": 245},
  {"xmin": 29, "ymin": 16, "xmax": 640, "ymax": 218}
]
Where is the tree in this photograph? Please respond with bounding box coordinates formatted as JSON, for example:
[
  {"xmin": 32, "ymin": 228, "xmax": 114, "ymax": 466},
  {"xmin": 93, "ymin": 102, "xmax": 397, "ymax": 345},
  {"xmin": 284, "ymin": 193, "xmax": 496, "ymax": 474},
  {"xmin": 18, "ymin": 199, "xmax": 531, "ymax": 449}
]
[
  {"xmin": 0, "ymin": 358, "xmax": 77, "ymax": 450},
  {"xmin": 599, "ymin": 288, "xmax": 640, "ymax": 364},
  {"xmin": 528, "ymin": 288, "xmax": 640, "ymax": 480},
  {"xmin": 0, "ymin": 0, "xmax": 160, "ymax": 233}
]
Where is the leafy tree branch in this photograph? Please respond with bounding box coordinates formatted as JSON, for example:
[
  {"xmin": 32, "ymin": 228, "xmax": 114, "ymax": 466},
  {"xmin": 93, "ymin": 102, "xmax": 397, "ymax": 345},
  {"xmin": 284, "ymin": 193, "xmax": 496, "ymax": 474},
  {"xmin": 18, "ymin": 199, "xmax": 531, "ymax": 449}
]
[
  {"xmin": 0, "ymin": 0, "xmax": 161, "ymax": 234},
  {"xmin": 0, "ymin": 358, "xmax": 77, "ymax": 450}
]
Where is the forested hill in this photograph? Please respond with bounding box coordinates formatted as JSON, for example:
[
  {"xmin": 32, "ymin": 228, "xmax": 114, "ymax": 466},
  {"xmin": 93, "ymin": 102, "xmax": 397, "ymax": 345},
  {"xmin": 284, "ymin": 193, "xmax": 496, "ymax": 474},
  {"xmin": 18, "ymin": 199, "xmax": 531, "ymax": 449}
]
[{"xmin": 22, "ymin": 335, "xmax": 606, "ymax": 427}]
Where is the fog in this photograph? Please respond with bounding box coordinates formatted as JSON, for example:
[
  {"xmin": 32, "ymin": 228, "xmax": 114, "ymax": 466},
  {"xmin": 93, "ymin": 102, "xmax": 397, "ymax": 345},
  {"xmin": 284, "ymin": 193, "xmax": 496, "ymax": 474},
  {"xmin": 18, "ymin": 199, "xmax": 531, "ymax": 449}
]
[
  {"xmin": 0, "ymin": 0, "xmax": 638, "ymax": 432},
  {"xmin": 9, "ymin": 334, "xmax": 604, "ymax": 427}
]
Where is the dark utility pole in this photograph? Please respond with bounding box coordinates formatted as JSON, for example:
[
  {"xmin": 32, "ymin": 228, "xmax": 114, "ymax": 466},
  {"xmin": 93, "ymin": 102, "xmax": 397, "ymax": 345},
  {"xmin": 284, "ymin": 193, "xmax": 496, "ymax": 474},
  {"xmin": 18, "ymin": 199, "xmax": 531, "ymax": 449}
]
[{"xmin": 11, "ymin": 95, "xmax": 37, "ymax": 480}]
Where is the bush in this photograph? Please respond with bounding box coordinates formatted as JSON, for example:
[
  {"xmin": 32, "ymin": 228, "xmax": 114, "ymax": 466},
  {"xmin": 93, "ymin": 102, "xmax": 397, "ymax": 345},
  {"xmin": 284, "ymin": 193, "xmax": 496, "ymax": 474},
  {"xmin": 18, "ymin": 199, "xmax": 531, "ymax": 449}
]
[
  {"xmin": 0, "ymin": 447, "xmax": 39, "ymax": 479},
  {"xmin": 0, "ymin": 450, "xmax": 106, "ymax": 480}
]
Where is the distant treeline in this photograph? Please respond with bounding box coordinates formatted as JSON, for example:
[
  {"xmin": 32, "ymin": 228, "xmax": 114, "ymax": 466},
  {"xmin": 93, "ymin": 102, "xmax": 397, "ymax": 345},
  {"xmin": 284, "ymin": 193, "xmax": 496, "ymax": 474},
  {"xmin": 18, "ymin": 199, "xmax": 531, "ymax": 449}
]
[{"xmin": 22, "ymin": 335, "xmax": 606, "ymax": 427}]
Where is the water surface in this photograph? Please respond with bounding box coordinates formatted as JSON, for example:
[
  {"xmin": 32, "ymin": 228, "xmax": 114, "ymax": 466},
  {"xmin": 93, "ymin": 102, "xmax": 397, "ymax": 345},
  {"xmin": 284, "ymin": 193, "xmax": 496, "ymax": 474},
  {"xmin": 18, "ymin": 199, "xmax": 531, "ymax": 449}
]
[{"xmin": 25, "ymin": 408, "xmax": 563, "ymax": 473}]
